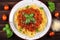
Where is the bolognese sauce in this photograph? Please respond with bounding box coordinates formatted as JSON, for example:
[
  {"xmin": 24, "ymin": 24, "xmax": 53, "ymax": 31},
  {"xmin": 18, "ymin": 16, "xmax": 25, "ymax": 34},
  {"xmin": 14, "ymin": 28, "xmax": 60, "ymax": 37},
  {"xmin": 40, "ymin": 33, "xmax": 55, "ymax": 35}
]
[{"xmin": 17, "ymin": 8, "xmax": 43, "ymax": 32}]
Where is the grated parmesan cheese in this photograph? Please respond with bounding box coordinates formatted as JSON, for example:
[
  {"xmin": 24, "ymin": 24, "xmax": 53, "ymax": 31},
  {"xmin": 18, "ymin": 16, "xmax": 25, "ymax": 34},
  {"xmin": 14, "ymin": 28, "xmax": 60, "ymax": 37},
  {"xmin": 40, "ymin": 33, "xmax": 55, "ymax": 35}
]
[{"xmin": 52, "ymin": 19, "xmax": 60, "ymax": 32}]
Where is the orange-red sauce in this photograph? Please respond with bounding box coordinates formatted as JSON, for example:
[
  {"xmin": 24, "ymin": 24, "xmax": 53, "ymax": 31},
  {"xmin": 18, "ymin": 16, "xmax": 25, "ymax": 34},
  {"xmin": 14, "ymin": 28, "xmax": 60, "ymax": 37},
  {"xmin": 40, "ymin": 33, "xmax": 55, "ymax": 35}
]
[{"xmin": 17, "ymin": 8, "xmax": 43, "ymax": 32}]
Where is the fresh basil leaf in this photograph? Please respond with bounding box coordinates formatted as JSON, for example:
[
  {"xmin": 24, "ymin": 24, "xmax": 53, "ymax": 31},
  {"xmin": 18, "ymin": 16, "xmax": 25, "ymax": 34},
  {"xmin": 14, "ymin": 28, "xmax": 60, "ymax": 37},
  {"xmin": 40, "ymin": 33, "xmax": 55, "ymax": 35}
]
[
  {"xmin": 29, "ymin": 13, "xmax": 34, "ymax": 17},
  {"xmin": 5, "ymin": 24, "xmax": 10, "ymax": 29},
  {"xmin": 31, "ymin": 18, "xmax": 35, "ymax": 22},
  {"xmin": 48, "ymin": 1, "xmax": 55, "ymax": 12},
  {"xmin": 25, "ymin": 19, "xmax": 30, "ymax": 24},
  {"xmin": 40, "ymin": 7, "xmax": 43, "ymax": 9},
  {"xmin": 20, "ymin": 28, "xmax": 22, "ymax": 32},
  {"xmin": 6, "ymin": 29, "xmax": 13, "ymax": 38},
  {"xmin": 3, "ymin": 27, "xmax": 6, "ymax": 31},
  {"xmin": 3, "ymin": 24, "xmax": 13, "ymax": 38},
  {"xmin": 24, "ymin": 14, "xmax": 29, "ymax": 18},
  {"xmin": 26, "ymin": 6, "xmax": 29, "ymax": 8},
  {"xmin": 24, "ymin": 13, "xmax": 35, "ymax": 24},
  {"xmin": 49, "ymin": 6, "xmax": 55, "ymax": 12},
  {"xmin": 36, "ymin": 29, "xmax": 39, "ymax": 32}
]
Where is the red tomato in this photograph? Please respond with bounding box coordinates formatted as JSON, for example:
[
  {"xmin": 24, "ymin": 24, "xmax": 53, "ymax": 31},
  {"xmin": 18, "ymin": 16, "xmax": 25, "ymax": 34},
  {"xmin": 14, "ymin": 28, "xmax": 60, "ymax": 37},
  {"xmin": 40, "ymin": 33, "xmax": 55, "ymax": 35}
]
[
  {"xmin": 2, "ymin": 14, "xmax": 7, "ymax": 21},
  {"xmin": 4, "ymin": 5, "xmax": 9, "ymax": 10},
  {"xmin": 54, "ymin": 12, "xmax": 59, "ymax": 18},
  {"xmin": 49, "ymin": 32, "xmax": 55, "ymax": 37}
]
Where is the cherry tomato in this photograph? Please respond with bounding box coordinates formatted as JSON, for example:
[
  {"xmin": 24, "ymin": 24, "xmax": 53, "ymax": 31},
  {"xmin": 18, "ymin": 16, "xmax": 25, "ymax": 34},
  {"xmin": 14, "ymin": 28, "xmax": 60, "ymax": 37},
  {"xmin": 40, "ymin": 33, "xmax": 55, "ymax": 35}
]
[
  {"xmin": 2, "ymin": 14, "xmax": 7, "ymax": 21},
  {"xmin": 4, "ymin": 5, "xmax": 9, "ymax": 10},
  {"xmin": 49, "ymin": 32, "xmax": 55, "ymax": 37},
  {"xmin": 54, "ymin": 12, "xmax": 59, "ymax": 18}
]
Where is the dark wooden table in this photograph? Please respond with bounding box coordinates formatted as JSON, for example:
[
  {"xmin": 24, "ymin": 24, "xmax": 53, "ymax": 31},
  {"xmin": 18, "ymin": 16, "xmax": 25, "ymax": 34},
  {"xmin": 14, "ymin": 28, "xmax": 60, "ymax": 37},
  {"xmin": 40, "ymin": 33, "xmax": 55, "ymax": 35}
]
[{"xmin": 0, "ymin": 0, "xmax": 60, "ymax": 40}]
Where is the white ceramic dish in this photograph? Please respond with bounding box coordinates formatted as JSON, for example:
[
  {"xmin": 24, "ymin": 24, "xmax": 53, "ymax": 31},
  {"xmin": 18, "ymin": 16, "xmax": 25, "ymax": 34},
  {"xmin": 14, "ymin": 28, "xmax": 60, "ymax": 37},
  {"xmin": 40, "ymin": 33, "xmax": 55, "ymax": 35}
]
[{"xmin": 9, "ymin": 0, "xmax": 52, "ymax": 40}]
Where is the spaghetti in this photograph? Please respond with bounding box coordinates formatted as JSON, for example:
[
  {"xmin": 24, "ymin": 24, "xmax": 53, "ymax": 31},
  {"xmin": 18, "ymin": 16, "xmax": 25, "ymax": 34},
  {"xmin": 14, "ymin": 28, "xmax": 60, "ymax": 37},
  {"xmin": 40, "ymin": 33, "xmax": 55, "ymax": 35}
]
[{"xmin": 14, "ymin": 4, "xmax": 47, "ymax": 37}]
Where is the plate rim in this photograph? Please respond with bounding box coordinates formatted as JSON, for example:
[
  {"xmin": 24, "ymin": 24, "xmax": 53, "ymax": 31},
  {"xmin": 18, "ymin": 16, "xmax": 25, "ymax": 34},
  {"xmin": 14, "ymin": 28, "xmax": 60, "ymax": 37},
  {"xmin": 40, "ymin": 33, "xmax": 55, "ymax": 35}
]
[{"xmin": 9, "ymin": 0, "xmax": 52, "ymax": 40}]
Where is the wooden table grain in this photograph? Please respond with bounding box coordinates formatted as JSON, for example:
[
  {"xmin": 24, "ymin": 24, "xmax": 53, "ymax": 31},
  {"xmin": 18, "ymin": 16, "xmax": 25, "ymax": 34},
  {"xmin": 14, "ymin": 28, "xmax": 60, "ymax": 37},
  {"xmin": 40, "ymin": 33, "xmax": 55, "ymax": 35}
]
[{"xmin": 0, "ymin": 0, "xmax": 60, "ymax": 40}]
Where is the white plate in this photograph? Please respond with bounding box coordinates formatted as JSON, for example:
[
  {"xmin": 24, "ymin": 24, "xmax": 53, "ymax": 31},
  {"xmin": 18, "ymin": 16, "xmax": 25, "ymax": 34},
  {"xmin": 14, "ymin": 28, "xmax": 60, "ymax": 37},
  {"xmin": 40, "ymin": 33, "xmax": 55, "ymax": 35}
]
[{"xmin": 9, "ymin": 0, "xmax": 52, "ymax": 40}]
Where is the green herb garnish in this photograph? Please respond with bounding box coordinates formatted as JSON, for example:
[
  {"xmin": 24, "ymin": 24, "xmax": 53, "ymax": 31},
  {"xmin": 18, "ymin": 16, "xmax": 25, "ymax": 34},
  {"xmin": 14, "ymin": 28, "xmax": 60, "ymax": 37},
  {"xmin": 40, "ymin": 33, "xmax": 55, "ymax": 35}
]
[
  {"xmin": 30, "ymin": 17, "xmax": 35, "ymax": 22},
  {"xmin": 6, "ymin": 29, "xmax": 13, "ymax": 38},
  {"xmin": 40, "ymin": 7, "xmax": 43, "ymax": 9},
  {"xmin": 26, "ymin": 6, "xmax": 29, "ymax": 8},
  {"xmin": 48, "ymin": 1, "xmax": 55, "ymax": 12},
  {"xmin": 24, "ymin": 13, "xmax": 36, "ymax": 24},
  {"xmin": 25, "ymin": 19, "xmax": 31, "ymax": 24},
  {"xmin": 3, "ymin": 24, "xmax": 13, "ymax": 38},
  {"xmin": 36, "ymin": 28, "xmax": 39, "ymax": 32},
  {"xmin": 19, "ymin": 28, "xmax": 22, "ymax": 32}
]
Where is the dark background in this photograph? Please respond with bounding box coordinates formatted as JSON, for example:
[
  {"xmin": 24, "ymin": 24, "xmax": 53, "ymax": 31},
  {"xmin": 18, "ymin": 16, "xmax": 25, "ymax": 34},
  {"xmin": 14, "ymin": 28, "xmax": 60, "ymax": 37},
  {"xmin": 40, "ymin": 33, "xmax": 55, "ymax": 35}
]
[{"xmin": 0, "ymin": 0, "xmax": 60, "ymax": 40}]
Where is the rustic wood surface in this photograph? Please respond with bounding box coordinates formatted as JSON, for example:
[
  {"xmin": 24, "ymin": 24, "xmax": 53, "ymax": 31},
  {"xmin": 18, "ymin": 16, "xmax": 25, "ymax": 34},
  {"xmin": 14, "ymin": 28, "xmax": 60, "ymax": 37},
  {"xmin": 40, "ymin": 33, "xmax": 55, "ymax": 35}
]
[{"xmin": 0, "ymin": 0, "xmax": 60, "ymax": 40}]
